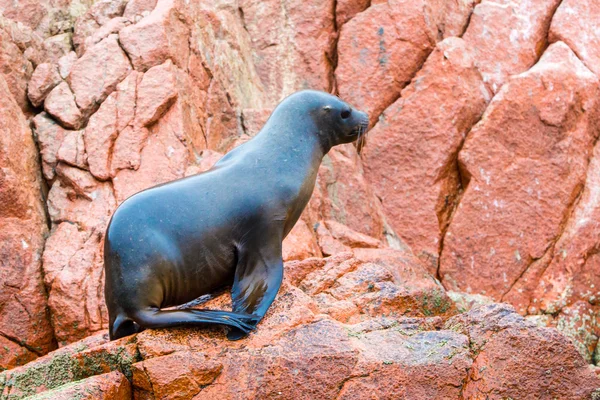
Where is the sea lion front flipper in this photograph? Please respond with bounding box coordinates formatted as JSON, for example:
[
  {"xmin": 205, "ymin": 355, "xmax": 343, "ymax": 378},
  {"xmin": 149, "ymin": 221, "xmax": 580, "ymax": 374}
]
[{"xmin": 228, "ymin": 236, "xmax": 283, "ymax": 340}]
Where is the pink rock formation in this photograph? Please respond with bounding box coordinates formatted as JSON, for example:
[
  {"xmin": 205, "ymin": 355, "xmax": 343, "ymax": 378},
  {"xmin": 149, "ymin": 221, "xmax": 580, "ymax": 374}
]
[
  {"xmin": 0, "ymin": 74, "xmax": 55, "ymax": 370},
  {"xmin": 363, "ymin": 37, "xmax": 490, "ymax": 273},
  {"xmin": 440, "ymin": 42, "xmax": 600, "ymax": 299},
  {"xmin": 2, "ymin": 0, "xmax": 600, "ymax": 392},
  {"xmin": 549, "ymin": 0, "xmax": 600, "ymax": 77}
]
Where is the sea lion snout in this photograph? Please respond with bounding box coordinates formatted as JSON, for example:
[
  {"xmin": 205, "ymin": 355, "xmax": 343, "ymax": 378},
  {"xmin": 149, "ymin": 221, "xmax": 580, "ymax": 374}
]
[{"xmin": 349, "ymin": 109, "xmax": 369, "ymax": 154}]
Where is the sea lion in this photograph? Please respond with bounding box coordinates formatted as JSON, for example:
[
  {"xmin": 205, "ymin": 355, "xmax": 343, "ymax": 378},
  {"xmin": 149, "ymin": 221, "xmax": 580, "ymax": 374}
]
[{"xmin": 104, "ymin": 90, "xmax": 369, "ymax": 341}]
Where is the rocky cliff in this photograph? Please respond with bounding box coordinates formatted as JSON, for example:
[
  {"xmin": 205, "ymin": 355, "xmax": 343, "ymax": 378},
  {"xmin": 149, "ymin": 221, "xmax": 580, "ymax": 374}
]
[{"xmin": 1, "ymin": 0, "xmax": 600, "ymax": 398}]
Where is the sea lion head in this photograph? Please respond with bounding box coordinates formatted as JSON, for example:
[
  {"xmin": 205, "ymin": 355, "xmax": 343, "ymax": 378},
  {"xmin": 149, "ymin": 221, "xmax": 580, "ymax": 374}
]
[{"xmin": 277, "ymin": 90, "xmax": 370, "ymax": 152}]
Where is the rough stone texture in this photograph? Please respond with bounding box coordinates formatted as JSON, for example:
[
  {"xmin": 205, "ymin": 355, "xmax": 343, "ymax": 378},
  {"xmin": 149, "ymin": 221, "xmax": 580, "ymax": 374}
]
[
  {"xmin": 27, "ymin": 63, "xmax": 61, "ymax": 107},
  {"xmin": 32, "ymin": 112, "xmax": 69, "ymax": 180},
  {"xmin": 2, "ymin": 288, "xmax": 598, "ymax": 399},
  {"xmin": 240, "ymin": 0, "xmax": 335, "ymax": 104},
  {"xmin": 118, "ymin": 0, "xmax": 190, "ymax": 72},
  {"xmin": 68, "ymin": 34, "xmax": 132, "ymax": 116},
  {"xmin": 0, "ymin": 74, "xmax": 55, "ymax": 371},
  {"xmin": 57, "ymin": 130, "xmax": 87, "ymax": 169},
  {"xmin": 447, "ymin": 303, "xmax": 600, "ymax": 399},
  {"xmin": 335, "ymin": 0, "xmax": 443, "ymax": 124},
  {"xmin": 363, "ymin": 37, "xmax": 490, "ymax": 273},
  {"xmin": 0, "ymin": 18, "xmax": 35, "ymax": 114},
  {"xmin": 335, "ymin": 0, "xmax": 370, "ymax": 27},
  {"xmin": 462, "ymin": 0, "xmax": 562, "ymax": 93},
  {"xmin": 3, "ymin": 0, "xmax": 600, "ymax": 392},
  {"xmin": 549, "ymin": 0, "xmax": 600, "ymax": 78},
  {"xmin": 24, "ymin": 371, "xmax": 131, "ymax": 400},
  {"xmin": 440, "ymin": 42, "xmax": 600, "ymax": 299},
  {"xmin": 135, "ymin": 60, "xmax": 178, "ymax": 127},
  {"xmin": 43, "ymin": 81, "xmax": 83, "ymax": 130}
]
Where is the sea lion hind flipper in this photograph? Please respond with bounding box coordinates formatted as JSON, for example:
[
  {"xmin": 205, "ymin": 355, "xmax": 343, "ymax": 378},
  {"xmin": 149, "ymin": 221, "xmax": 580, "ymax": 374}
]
[
  {"xmin": 130, "ymin": 308, "xmax": 257, "ymax": 334},
  {"xmin": 228, "ymin": 238, "xmax": 284, "ymax": 340}
]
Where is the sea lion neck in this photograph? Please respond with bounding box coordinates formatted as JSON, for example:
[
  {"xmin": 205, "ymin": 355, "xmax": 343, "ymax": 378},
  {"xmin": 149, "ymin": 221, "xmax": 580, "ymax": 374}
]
[{"xmin": 254, "ymin": 108, "xmax": 331, "ymax": 159}]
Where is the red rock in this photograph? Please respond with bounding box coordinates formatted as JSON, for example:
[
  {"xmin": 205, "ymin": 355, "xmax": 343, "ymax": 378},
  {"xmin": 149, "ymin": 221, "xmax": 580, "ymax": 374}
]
[
  {"xmin": 110, "ymin": 125, "xmax": 149, "ymax": 175},
  {"xmin": 204, "ymin": 79, "xmax": 238, "ymax": 151},
  {"xmin": 72, "ymin": 14, "xmax": 100, "ymax": 57},
  {"xmin": 136, "ymin": 60, "xmax": 179, "ymax": 126},
  {"xmin": 197, "ymin": 150, "xmax": 224, "ymax": 172},
  {"xmin": 316, "ymin": 223, "xmax": 351, "ymax": 257},
  {"xmin": 123, "ymin": 0, "xmax": 158, "ymax": 22},
  {"xmin": 26, "ymin": 371, "xmax": 131, "ymax": 400},
  {"xmin": 27, "ymin": 63, "xmax": 62, "ymax": 107},
  {"xmin": 239, "ymin": 0, "xmax": 335, "ymax": 104},
  {"xmin": 132, "ymin": 351, "xmax": 222, "ymax": 399},
  {"xmin": 44, "ymin": 81, "xmax": 84, "ymax": 129},
  {"xmin": 337, "ymin": 329, "xmax": 471, "ymax": 399},
  {"xmin": 46, "ymin": 228, "xmax": 106, "ymax": 345},
  {"xmin": 88, "ymin": 0, "xmax": 129, "ymax": 26},
  {"xmin": 118, "ymin": 0, "xmax": 190, "ymax": 72},
  {"xmin": 362, "ymin": 37, "xmax": 490, "ymax": 272},
  {"xmin": 0, "ymin": 0, "xmax": 47, "ymax": 32},
  {"xmin": 0, "ymin": 74, "xmax": 55, "ymax": 370},
  {"xmin": 83, "ymin": 17, "xmax": 130, "ymax": 54},
  {"xmin": 550, "ymin": 0, "xmax": 600, "ymax": 78},
  {"xmin": 440, "ymin": 42, "xmax": 600, "ymax": 300},
  {"xmin": 282, "ymin": 218, "xmax": 322, "ymax": 262},
  {"xmin": 325, "ymin": 220, "xmax": 380, "ymax": 248},
  {"xmin": 57, "ymin": 130, "xmax": 87, "ymax": 169},
  {"xmin": 110, "ymin": 72, "xmax": 145, "ymax": 175},
  {"xmin": 335, "ymin": 0, "xmax": 370, "ymax": 27},
  {"xmin": 462, "ymin": 0, "xmax": 562, "ymax": 93},
  {"xmin": 443, "ymin": 305, "xmax": 600, "ymax": 400},
  {"xmin": 42, "ymin": 222, "xmax": 89, "ymax": 289},
  {"xmin": 313, "ymin": 144, "xmax": 386, "ymax": 239},
  {"xmin": 112, "ymin": 101, "xmax": 190, "ymax": 203},
  {"xmin": 0, "ymin": 336, "xmax": 38, "ymax": 372},
  {"xmin": 55, "ymin": 163, "xmax": 101, "ymax": 200},
  {"xmin": 0, "ymin": 332, "xmax": 113, "ymax": 397},
  {"xmin": 463, "ymin": 320, "xmax": 599, "ymax": 399},
  {"xmin": 84, "ymin": 92, "xmax": 118, "ymax": 180},
  {"xmin": 442, "ymin": 0, "xmax": 481, "ymax": 38},
  {"xmin": 47, "ymin": 171, "xmax": 116, "ymax": 231},
  {"xmin": 40, "ymin": 33, "xmax": 73, "ymax": 64},
  {"xmin": 537, "ymin": 173, "xmax": 600, "ymax": 312},
  {"xmin": 2, "ymin": 261, "xmax": 597, "ymax": 400},
  {"xmin": 0, "ymin": 27, "xmax": 34, "ymax": 114},
  {"xmin": 115, "ymin": 71, "xmax": 140, "ymax": 132},
  {"xmin": 32, "ymin": 112, "xmax": 68, "ymax": 180},
  {"xmin": 68, "ymin": 34, "xmax": 132, "ymax": 115},
  {"xmin": 57, "ymin": 51, "xmax": 78, "ymax": 79},
  {"xmin": 335, "ymin": 0, "xmax": 444, "ymax": 123}
]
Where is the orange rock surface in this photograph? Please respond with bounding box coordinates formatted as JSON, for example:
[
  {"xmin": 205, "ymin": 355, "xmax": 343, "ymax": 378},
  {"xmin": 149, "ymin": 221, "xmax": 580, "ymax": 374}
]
[{"xmin": 2, "ymin": 0, "xmax": 600, "ymax": 398}]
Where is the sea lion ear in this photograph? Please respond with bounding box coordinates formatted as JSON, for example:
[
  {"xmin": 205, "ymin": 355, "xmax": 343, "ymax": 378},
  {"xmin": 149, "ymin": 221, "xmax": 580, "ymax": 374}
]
[{"xmin": 323, "ymin": 105, "xmax": 332, "ymax": 112}]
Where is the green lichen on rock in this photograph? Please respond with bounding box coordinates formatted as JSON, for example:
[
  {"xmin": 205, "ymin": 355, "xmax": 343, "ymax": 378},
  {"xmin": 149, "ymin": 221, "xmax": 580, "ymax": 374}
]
[
  {"xmin": 419, "ymin": 289, "xmax": 453, "ymax": 316},
  {"xmin": 21, "ymin": 379, "xmax": 98, "ymax": 400},
  {"xmin": 0, "ymin": 344, "xmax": 140, "ymax": 399},
  {"xmin": 77, "ymin": 346, "xmax": 139, "ymax": 380},
  {"xmin": 0, "ymin": 353, "xmax": 81, "ymax": 399}
]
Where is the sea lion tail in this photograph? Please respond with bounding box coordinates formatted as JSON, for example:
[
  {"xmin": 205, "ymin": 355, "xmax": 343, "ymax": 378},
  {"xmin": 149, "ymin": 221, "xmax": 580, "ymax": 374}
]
[{"xmin": 130, "ymin": 308, "xmax": 257, "ymax": 335}]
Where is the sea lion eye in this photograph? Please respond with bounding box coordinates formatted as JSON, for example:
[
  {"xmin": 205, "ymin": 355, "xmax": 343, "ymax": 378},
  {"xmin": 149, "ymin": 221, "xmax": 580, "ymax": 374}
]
[{"xmin": 341, "ymin": 109, "xmax": 351, "ymax": 119}]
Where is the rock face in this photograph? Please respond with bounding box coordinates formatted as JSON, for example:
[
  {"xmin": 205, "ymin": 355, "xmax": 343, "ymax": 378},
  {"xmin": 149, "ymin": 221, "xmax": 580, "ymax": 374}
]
[
  {"xmin": 3, "ymin": 0, "xmax": 600, "ymax": 395},
  {"xmin": 1, "ymin": 254, "xmax": 597, "ymax": 399},
  {"xmin": 363, "ymin": 37, "xmax": 490, "ymax": 272},
  {"xmin": 440, "ymin": 42, "xmax": 600, "ymax": 300},
  {"xmin": 0, "ymin": 74, "xmax": 55, "ymax": 370}
]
